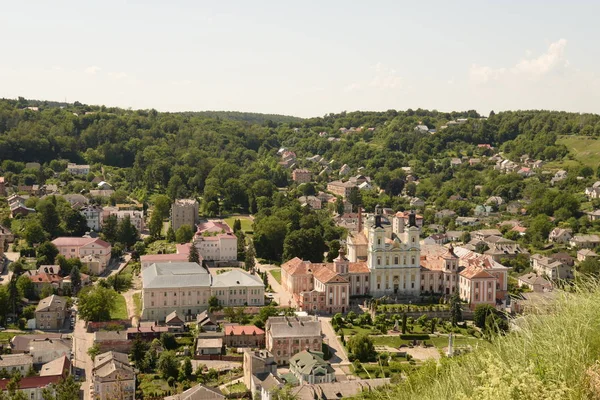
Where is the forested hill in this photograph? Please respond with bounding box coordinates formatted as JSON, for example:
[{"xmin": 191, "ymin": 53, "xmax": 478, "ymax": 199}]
[
  {"xmin": 186, "ymin": 110, "xmax": 303, "ymax": 125},
  {"xmin": 1, "ymin": 97, "xmax": 600, "ymax": 215}
]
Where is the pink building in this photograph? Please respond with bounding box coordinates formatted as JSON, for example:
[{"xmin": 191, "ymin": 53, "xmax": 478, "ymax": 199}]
[
  {"xmin": 51, "ymin": 237, "xmax": 111, "ymax": 271},
  {"xmin": 266, "ymin": 316, "xmax": 322, "ymax": 365},
  {"xmin": 292, "ymin": 169, "xmax": 312, "ymax": 184},
  {"xmin": 223, "ymin": 325, "xmax": 265, "ymax": 348}
]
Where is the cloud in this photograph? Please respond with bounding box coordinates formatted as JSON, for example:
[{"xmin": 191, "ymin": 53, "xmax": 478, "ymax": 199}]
[
  {"xmin": 469, "ymin": 39, "xmax": 569, "ymax": 84},
  {"xmin": 345, "ymin": 62, "xmax": 403, "ymax": 92},
  {"xmin": 85, "ymin": 66, "xmax": 101, "ymax": 75}
]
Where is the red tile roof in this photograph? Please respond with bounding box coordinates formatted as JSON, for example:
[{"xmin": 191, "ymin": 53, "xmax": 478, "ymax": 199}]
[
  {"xmin": 29, "ymin": 273, "xmax": 62, "ymax": 284},
  {"xmin": 312, "ymin": 266, "xmax": 348, "ymax": 284},
  {"xmin": 282, "ymin": 258, "xmax": 310, "ymax": 275},
  {"xmin": 225, "ymin": 325, "xmax": 265, "ymax": 336},
  {"xmin": 0, "ymin": 375, "xmax": 61, "ymax": 390},
  {"xmin": 348, "ymin": 262, "xmax": 369, "ymax": 274}
]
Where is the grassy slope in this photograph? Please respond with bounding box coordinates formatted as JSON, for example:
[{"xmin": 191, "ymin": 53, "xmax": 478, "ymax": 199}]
[
  {"xmin": 223, "ymin": 216, "xmax": 254, "ymax": 234},
  {"xmin": 356, "ymin": 285, "xmax": 600, "ymax": 400},
  {"xmin": 557, "ymin": 135, "xmax": 600, "ymax": 168},
  {"xmin": 110, "ymin": 294, "xmax": 129, "ymax": 320},
  {"xmin": 269, "ymin": 269, "xmax": 281, "ymax": 284}
]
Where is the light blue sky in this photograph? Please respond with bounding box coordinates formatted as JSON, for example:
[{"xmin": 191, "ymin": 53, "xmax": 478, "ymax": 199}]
[{"xmin": 1, "ymin": 1, "xmax": 598, "ymax": 117}]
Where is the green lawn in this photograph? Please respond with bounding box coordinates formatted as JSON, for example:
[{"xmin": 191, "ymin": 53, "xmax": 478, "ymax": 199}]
[
  {"xmin": 341, "ymin": 326, "xmax": 376, "ymax": 336},
  {"xmin": 269, "ymin": 269, "xmax": 281, "ymax": 284},
  {"xmin": 557, "ymin": 135, "xmax": 600, "ymax": 168},
  {"xmin": 133, "ymin": 293, "xmax": 142, "ymax": 318},
  {"xmin": 223, "ymin": 216, "xmax": 253, "ymax": 234},
  {"xmin": 224, "ymin": 382, "xmax": 248, "ymax": 394},
  {"xmin": 111, "ymin": 294, "xmax": 129, "ymax": 320}
]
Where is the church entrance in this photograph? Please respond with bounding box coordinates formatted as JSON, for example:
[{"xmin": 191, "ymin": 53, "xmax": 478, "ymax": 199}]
[{"xmin": 394, "ymin": 284, "xmax": 399, "ymax": 294}]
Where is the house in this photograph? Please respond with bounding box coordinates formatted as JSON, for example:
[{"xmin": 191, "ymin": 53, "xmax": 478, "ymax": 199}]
[
  {"xmin": 243, "ymin": 349, "xmax": 279, "ymax": 398},
  {"xmin": 197, "ymin": 311, "xmax": 219, "ymax": 332},
  {"xmin": 518, "ymin": 273, "xmax": 552, "ymax": 292},
  {"xmin": 587, "ymin": 210, "xmax": 600, "ymax": 222},
  {"xmin": 414, "ymin": 124, "xmax": 429, "ymax": 132},
  {"xmin": 326, "ymin": 180, "xmax": 356, "ymax": 198},
  {"xmin": 171, "ymin": 199, "xmax": 199, "ymax": 232},
  {"xmin": 339, "ymin": 164, "xmax": 351, "ymax": 176},
  {"xmin": 164, "ymin": 384, "xmax": 225, "ymax": 400},
  {"xmin": 10, "ymin": 202, "xmax": 36, "ymax": 218},
  {"xmin": 410, "ymin": 197, "xmax": 425, "ymax": 208},
  {"xmin": 91, "ymin": 351, "xmax": 135, "ymax": 400},
  {"xmin": 0, "ymin": 177, "xmax": 5, "ymax": 197},
  {"xmin": 28, "ymin": 273, "xmax": 64, "ymax": 295},
  {"xmin": 141, "ymin": 262, "xmax": 211, "ymax": 321},
  {"xmin": 28, "ymin": 337, "xmax": 72, "ymax": 364},
  {"xmin": 530, "ymin": 254, "xmax": 573, "ymax": 280},
  {"xmin": 517, "ymin": 167, "xmax": 535, "ymax": 177},
  {"xmin": 196, "ymin": 334, "xmax": 223, "ymax": 356},
  {"xmin": 194, "ymin": 233, "xmax": 237, "ymax": 262},
  {"xmin": 550, "ymin": 252, "xmax": 575, "ymax": 267},
  {"xmin": 577, "ymin": 249, "xmax": 599, "ymax": 262},
  {"xmin": 450, "ymin": 158, "xmax": 462, "ymax": 167},
  {"xmin": 435, "ymin": 209, "xmax": 456, "ymax": 220},
  {"xmin": 548, "ymin": 228, "xmax": 572, "ymax": 244},
  {"xmin": 289, "ymin": 350, "xmax": 335, "ymax": 384},
  {"xmin": 298, "ymin": 195, "xmax": 322, "ymax": 209},
  {"xmin": 223, "ymin": 325, "xmax": 265, "ymax": 348},
  {"xmin": 89, "ymin": 189, "xmax": 115, "ymax": 198},
  {"xmin": 474, "ymin": 205, "xmax": 493, "ymax": 216},
  {"xmin": 35, "ymin": 295, "xmax": 67, "ymax": 331},
  {"xmin": 104, "ymin": 208, "xmax": 145, "ymax": 232},
  {"xmin": 0, "ymin": 354, "xmax": 33, "ymax": 374},
  {"xmin": 358, "ymin": 181, "xmax": 372, "ymax": 191},
  {"xmin": 0, "ymin": 375, "xmax": 63, "ymax": 400},
  {"xmin": 10, "ymin": 334, "xmax": 66, "ymax": 354},
  {"xmin": 292, "ymin": 169, "xmax": 312, "ymax": 184},
  {"xmin": 423, "ymin": 233, "xmax": 448, "ymax": 245},
  {"xmin": 551, "ymin": 170, "xmax": 567, "ymax": 185},
  {"xmin": 569, "ymin": 234, "xmax": 600, "ymax": 249},
  {"xmin": 486, "ymin": 196, "xmax": 504, "ymax": 206},
  {"xmin": 80, "ymin": 205, "xmax": 103, "ymax": 232},
  {"xmin": 51, "ymin": 237, "xmax": 111, "ymax": 269},
  {"xmin": 210, "ymin": 269, "xmax": 265, "ymax": 307},
  {"xmin": 532, "ymin": 160, "xmax": 544, "ymax": 169},
  {"xmin": 39, "ymin": 355, "xmax": 70, "ymax": 377},
  {"xmin": 165, "ymin": 311, "xmax": 185, "ymax": 329},
  {"xmin": 265, "ymin": 316, "xmax": 322, "ymax": 365},
  {"xmin": 445, "ymin": 231, "xmax": 464, "ymax": 242},
  {"xmin": 196, "ymin": 220, "xmax": 232, "ymax": 235},
  {"xmin": 67, "ymin": 163, "xmax": 90, "ymax": 176},
  {"xmin": 471, "ymin": 229, "xmax": 503, "ymax": 241}
]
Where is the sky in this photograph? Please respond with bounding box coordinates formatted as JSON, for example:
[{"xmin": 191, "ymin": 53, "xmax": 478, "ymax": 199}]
[{"xmin": 1, "ymin": 1, "xmax": 599, "ymax": 118}]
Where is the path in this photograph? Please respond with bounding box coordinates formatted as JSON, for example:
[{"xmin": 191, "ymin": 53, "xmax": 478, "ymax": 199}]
[
  {"xmin": 256, "ymin": 261, "xmax": 294, "ymax": 308},
  {"xmin": 72, "ymin": 311, "xmax": 94, "ymax": 400},
  {"xmin": 123, "ymin": 289, "xmax": 141, "ymax": 322},
  {"xmin": 320, "ymin": 317, "xmax": 350, "ymax": 367}
]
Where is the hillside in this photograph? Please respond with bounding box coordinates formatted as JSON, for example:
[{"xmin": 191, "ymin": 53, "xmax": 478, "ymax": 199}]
[
  {"xmin": 558, "ymin": 135, "xmax": 600, "ymax": 169},
  {"xmin": 355, "ymin": 285, "xmax": 600, "ymax": 400},
  {"xmin": 184, "ymin": 110, "xmax": 304, "ymax": 125}
]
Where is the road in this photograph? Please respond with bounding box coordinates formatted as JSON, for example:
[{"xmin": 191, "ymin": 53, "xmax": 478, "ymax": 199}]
[
  {"xmin": 72, "ymin": 313, "xmax": 95, "ymax": 400},
  {"xmin": 320, "ymin": 317, "xmax": 350, "ymax": 367},
  {"xmin": 256, "ymin": 262, "xmax": 295, "ymax": 308}
]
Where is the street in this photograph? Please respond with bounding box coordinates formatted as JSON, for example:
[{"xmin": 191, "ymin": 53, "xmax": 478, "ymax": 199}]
[
  {"xmin": 256, "ymin": 262, "xmax": 295, "ymax": 308},
  {"xmin": 320, "ymin": 316, "xmax": 350, "ymax": 367}
]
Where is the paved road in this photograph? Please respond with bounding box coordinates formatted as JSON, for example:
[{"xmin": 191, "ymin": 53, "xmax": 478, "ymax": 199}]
[
  {"xmin": 320, "ymin": 317, "xmax": 350, "ymax": 367},
  {"xmin": 72, "ymin": 313, "xmax": 94, "ymax": 400},
  {"xmin": 256, "ymin": 262, "xmax": 295, "ymax": 308}
]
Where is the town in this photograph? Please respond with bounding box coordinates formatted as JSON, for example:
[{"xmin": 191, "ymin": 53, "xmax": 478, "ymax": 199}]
[{"xmin": 0, "ymin": 100, "xmax": 598, "ymax": 400}]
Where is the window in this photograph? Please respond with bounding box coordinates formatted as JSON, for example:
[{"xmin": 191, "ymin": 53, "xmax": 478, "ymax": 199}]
[
  {"xmin": 163, "ymin": 301, "xmax": 167, "ymax": 306},
  {"xmin": 164, "ymin": 292, "xmax": 167, "ymax": 297},
  {"xmin": 377, "ymin": 283, "xmax": 380, "ymax": 289},
  {"xmin": 151, "ymin": 292, "xmax": 154, "ymax": 297},
  {"xmin": 151, "ymin": 301, "xmax": 154, "ymax": 306}
]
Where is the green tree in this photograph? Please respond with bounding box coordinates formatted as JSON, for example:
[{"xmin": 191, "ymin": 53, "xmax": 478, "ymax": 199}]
[
  {"xmin": 188, "ymin": 244, "xmax": 200, "ymax": 264},
  {"xmin": 236, "ymin": 231, "xmax": 246, "ymax": 263},
  {"xmin": 16, "ymin": 276, "xmax": 34, "ymax": 300},
  {"xmin": 283, "ymin": 228, "xmax": 326, "ymax": 263},
  {"xmin": 117, "ymin": 215, "xmax": 139, "ymax": 248},
  {"xmin": 175, "ymin": 225, "xmax": 194, "ymax": 243},
  {"xmin": 402, "ymin": 313, "xmax": 407, "ymax": 334},
  {"xmin": 37, "ymin": 242, "xmax": 59, "ymax": 265},
  {"xmin": 450, "ymin": 292, "xmax": 463, "ymax": 327},
  {"xmin": 23, "ymin": 219, "xmax": 47, "ymax": 246},
  {"xmin": 7, "ymin": 275, "xmax": 19, "ymax": 316},
  {"xmin": 347, "ymin": 333, "xmax": 376, "ymax": 362},
  {"xmin": 160, "ymin": 333, "xmax": 177, "ymax": 350},
  {"xmin": 166, "ymin": 226, "xmax": 176, "ymax": 243},
  {"xmin": 152, "ymin": 194, "xmax": 172, "ymax": 220},
  {"xmin": 270, "ymin": 385, "xmax": 298, "ymax": 400},
  {"xmin": 167, "ymin": 175, "xmax": 184, "ymax": 201},
  {"xmin": 208, "ymin": 296, "xmax": 221, "ymax": 312},
  {"xmin": 245, "ymin": 242, "xmax": 255, "ymax": 271},
  {"xmin": 102, "ymin": 215, "xmax": 119, "ymax": 244},
  {"xmin": 40, "ymin": 284, "xmax": 54, "ymax": 299},
  {"xmin": 474, "ymin": 304, "xmax": 497, "ymax": 329},
  {"xmin": 70, "ymin": 266, "xmax": 82, "ymax": 295},
  {"xmin": 233, "ymin": 219, "xmax": 242, "ymax": 233},
  {"xmin": 130, "ymin": 336, "xmax": 150, "ymax": 368},
  {"xmin": 181, "ymin": 357, "xmax": 193, "ymax": 380},
  {"xmin": 63, "ymin": 208, "xmax": 88, "ymax": 237},
  {"xmin": 36, "ymin": 199, "xmax": 61, "ymax": 238},
  {"xmin": 253, "ymin": 216, "xmax": 287, "ymax": 262},
  {"xmin": 148, "ymin": 212, "xmax": 163, "ymax": 239},
  {"xmin": 42, "ymin": 376, "xmax": 81, "ymax": 400},
  {"xmin": 78, "ymin": 286, "xmax": 117, "ymax": 322},
  {"xmin": 157, "ymin": 351, "xmax": 179, "ymax": 380},
  {"xmin": 347, "ymin": 187, "xmax": 362, "ymax": 207},
  {"xmin": 87, "ymin": 343, "xmax": 100, "ymax": 361}
]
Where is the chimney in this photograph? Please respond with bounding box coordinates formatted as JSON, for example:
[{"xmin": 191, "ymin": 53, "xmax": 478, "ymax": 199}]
[{"xmin": 357, "ymin": 206, "xmax": 363, "ymax": 233}]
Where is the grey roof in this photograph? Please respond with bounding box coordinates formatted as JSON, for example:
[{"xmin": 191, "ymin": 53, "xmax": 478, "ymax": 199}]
[
  {"xmin": 0, "ymin": 354, "xmax": 33, "ymax": 368},
  {"xmin": 36, "ymin": 295, "xmax": 67, "ymax": 312},
  {"xmin": 142, "ymin": 262, "xmax": 211, "ymax": 289},
  {"xmin": 211, "ymin": 269, "xmax": 263, "ymax": 288},
  {"xmin": 197, "ymin": 338, "xmax": 223, "ymax": 349},
  {"xmin": 267, "ymin": 317, "xmax": 321, "ymax": 339},
  {"xmin": 164, "ymin": 384, "xmax": 225, "ymax": 400}
]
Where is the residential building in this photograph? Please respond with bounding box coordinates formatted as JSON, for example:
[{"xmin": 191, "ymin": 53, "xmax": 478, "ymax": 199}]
[
  {"xmin": 423, "ymin": 233, "xmax": 448, "ymax": 245},
  {"xmin": 141, "ymin": 262, "xmax": 211, "ymax": 321},
  {"xmin": 530, "ymin": 254, "xmax": 573, "ymax": 280},
  {"xmin": 193, "ymin": 233, "xmax": 237, "ymax": 262},
  {"xmin": 171, "ymin": 199, "xmax": 199, "ymax": 231},
  {"xmin": 97, "ymin": 181, "xmax": 113, "ymax": 190},
  {"xmin": 518, "ymin": 273, "xmax": 552, "ymax": 292},
  {"xmin": 80, "ymin": 205, "xmax": 103, "ymax": 231},
  {"xmin": 89, "ymin": 189, "xmax": 114, "ymax": 198},
  {"xmin": 39, "ymin": 355, "xmax": 70, "ymax": 378},
  {"xmin": 289, "ymin": 350, "xmax": 335, "ymax": 384},
  {"xmin": 0, "ymin": 177, "xmax": 5, "ymax": 197},
  {"xmin": 223, "ymin": 325, "xmax": 265, "ymax": 348},
  {"xmin": 298, "ymin": 195, "xmax": 322, "ymax": 209},
  {"xmin": 0, "ymin": 354, "xmax": 33, "ymax": 374},
  {"xmin": 164, "ymin": 384, "xmax": 225, "ymax": 400},
  {"xmin": 10, "ymin": 334, "xmax": 66, "ymax": 354},
  {"xmin": 210, "ymin": 269, "xmax": 265, "ymax": 307},
  {"xmin": 243, "ymin": 349, "xmax": 278, "ymax": 392},
  {"xmin": 165, "ymin": 311, "xmax": 185, "ymax": 329},
  {"xmin": 410, "ymin": 197, "xmax": 425, "ymax": 208},
  {"xmin": 326, "ymin": 180, "xmax": 356, "ymax": 198},
  {"xmin": 339, "ymin": 164, "xmax": 351, "ymax": 176},
  {"xmin": 577, "ymin": 249, "xmax": 598, "ymax": 262},
  {"xmin": 195, "ymin": 220, "xmax": 232, "ymax": 235},
  {"xmin": 551, "ymin": 252, "xmax": 575, "ymax": 267},
  {"xmin": 196, "ymin": 333, "xmax": 223, "ymax": 356},
  {"xmin": 435, "ymin": 209, "xmax": 456, "ymax": 219},
  {"xmin": 549, "ymin": 228, "xmax": 572, "ymax": 244},
  {"xmin": 104, "ymin": 208, "xmax": 145, "ymax": 232},
  {"xmin": 455, "ymin": 217, "xmax": 480, "ymax": 226},
  {"xmin": 51, "ymin": 237, "xmax": 111, "ymax": 270},
  {"xmin": 292, "ymin": 169, "xmax": 312, "ymax": 184},
  {"xmin": 0, "ymin": 376, "xmax": 63, "ymax": 400},
  {"xmin": 28, "ymin": 273, "xmax": 64, "ymax": 295},
  {"xmin": 197, "ymin": 311, "xmax": 219, "ymax": 331},
  {"xmin": 35, "ymin": 295, "xmax": 67, "ymax": 331},
  {"xmin": 91, "ymin": 351, "xmax": 135, "ymax": 400},
  {"xmin": 28, "ymin": 337, "xmax": 72, "ymax": 364},
  {"xmin": 265, "ymin": 316, "xmax": 322, "ymax": 365},
  {"xmin": 570, "ymin": 234, "xmax": 600, "ymax": 249},
  {"xmin": 66, "ymin": 163, "xmax": 90, "ymax": 176},
  {"xmin": 587, "ymin": 210, "xmax": 600, "ymax": 222}
]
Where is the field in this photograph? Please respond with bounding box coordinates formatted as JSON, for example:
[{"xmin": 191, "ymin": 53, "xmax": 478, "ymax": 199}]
[
  {"xmin": 223, "ymin": 216, "xmax": 253, "ymax": 234},
  {"xmin": 111, "ymin": 294, "xmax": 129, "ymax": 320},
  {"xmin": 269, "ymin": 269, "xmax": 281, "ymax": 284},
  {"xmin": 557, "ymin": 135, "xmax": 600, "ymax": 168}
]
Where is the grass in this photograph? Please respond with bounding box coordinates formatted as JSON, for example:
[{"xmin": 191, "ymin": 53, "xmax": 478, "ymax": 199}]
[
  {"xmin": 133, "ymin": 293, "xmax": 142, "ymax": 318},
  {"xmin": 146, "ymin": 240, "xmax": 176, "ymax": 255},
  {"xmin": 359, "ymin": 283, "xmax": 600, "ymax": 400},
  {"xmin": 341, "ymin": 326, "xmax": 377, "ymax": 336},
  {"xmin": 0, "ymin": 332, "xmax": 18, "ymax": 342},
  {"xmin": 269, "ymin": 269, "xmax": 281, "ymax": 284},
  {"xmin": 223, "ymin": 216, "xmax": 253, "ymax": 234},
  {"xmin": 223, "ymin": 382, "xmax": 248, "ymax": 394},
  {"xmin": 138, "ymin": 374, "xmax": 171, "ymax": 398},
  {"xmin": 110, "ymin": 294, "xmax": 129, "ymax": 320},
  {"xmin": 557, "ymin": 135, "xmax": 600, "ymax": 168}
]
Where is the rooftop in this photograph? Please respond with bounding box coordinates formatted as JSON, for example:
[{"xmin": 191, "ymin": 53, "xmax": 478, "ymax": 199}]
[
  {"xmin": 211, "ymin": 269, "xmax": 263, "ymax": 288},
  {"xmin": 36, "ymin": 295, "xmax": 67, "ymax": 312},
  {"xmin": 142, "ymin": 262, "xmax": 211, "ymax": 289}
]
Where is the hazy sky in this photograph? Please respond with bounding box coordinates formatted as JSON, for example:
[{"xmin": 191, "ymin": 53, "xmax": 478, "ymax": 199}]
[{"xmin": 1, "ymin": 1, "xmax": 599, "ymax": 117}]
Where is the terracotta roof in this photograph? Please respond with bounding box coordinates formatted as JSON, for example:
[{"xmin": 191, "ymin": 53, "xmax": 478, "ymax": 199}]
[
  {"xmin": 312, "ymin": 267, "xmax": 347, "ymax": 284},
  {"xmin": 460, "ymin": 266, "xmax": 495, "ymax": 279},
  {"xmin": 349, "ymin": 232, "xmax": 368, "ymax": 245},
  {"xmin": 51, "ymin": 237, "xmax": 110, "ymax": 248},
  {"xmin": 0, "ymin": 375, "xmax": 61, "ymax": 390},
  {"xmin": 348, "ymin": 262, "xmax": 369, "ymax": 273},
  {"xmin": 29, "ymin": 273, "xmax": 63, "ymax": 284},
  {"xmin": 224, "ymin": 325, "xmax": 265, "ymax": 336},
  {"xmin": 282, "ymin": 258, "xmax": 310, "ymax": 275}
]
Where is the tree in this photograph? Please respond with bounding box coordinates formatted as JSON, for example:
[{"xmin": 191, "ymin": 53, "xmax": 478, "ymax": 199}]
[
  {"xmin": 347, "ymin": 333, "xmax": 376, "ymax": 362},
  {"xmin": 117, "ymin": 215, "xmax": 139, "ymax": 248},
  {"xmin": 245, "ymin": 242, "xmax": 256, "ymax": 271},
  {"xmin": 270, "ymin": 385, "xmax": 298, "ymax": 400},
  {"xmin": 42, "ymin": 376, "xmax": 81, "ymax": 400},
  {"xmin": 23, "ymin": 219, "xmax": 47, "ymax": 246},
  {"xmin": 37, "ymin": 242, "xmax": 59, "ymax": 266},
  {"xmin": 282, "ymin": 228, "xmax": 326, "ymax": 263},
  {"xmin": 148, "ymin": 212, "xmax": 163, "ymax": 239},
  {"xmin": 7, "ymin": 275, "xmax": 19, "ymax": 316},
  {"xmin": 474, "ymin": 304, "xmax": 497, "ymax": 329},
  {"xmin": 70, "ymin": 266, "xmax": 82, "ymax": 295},
  {"xmin": 63, "ymin": 208, "xmax": 88, "ymax": 237},
  {"xmin": 160, "ymin": 333, "xmax": 177, "ymax": 350},
  {"xmin": 78, "ymin": 286, "xmax": 117, "ymax": 322},
  {"xmin": 175, "ymin": 225, "xmax": 194, "ymax": 243},
  {"xmin": 37, "ymin": 199, "xmax": 61, "ymax": 238},
  {"xmin": 16, "ymin": 276, "xmax": 34, "ymax": 300},
  {"xmin": 188, "ymin": 244, "xmax": 200, "ymax": 264},
  {"xmin": 236, "ymin": 231, "xmax": 246, "ymax": 263},
  {"xmin": 87, "ymin": 343, "xmax": 100, "ymax": 361},
  {"xmin": 167, "ymin": 175, "xmax": 184, "ymax": 200},
  {"xmin": 181, "ymin": 357, "xmax": 193, "ymax": 380},
  {"xmin": 347, "ymin": 187, "xmax": 362, "ymax": 207},
  {"xmin": 8, "ymin": 261, "xmax": 24, "ymax": 276},
  {"xmin": 208, "ymin": 296, "xmax": 220, "ymax": 312},
  {"xmin": 450, "ymin": 292, "xmax": 463, "ymax": 326},
  {"xmin": 577, "ymin": 258, "xmax": 600, "ymax": 277},
  {"xmin": 40, "ymin": 284, "xmax": 54, "ymax": 299},
  {"xmin": 157, "ymin": 351, "xmax": 179, "ymax": 380},
  {"xmin": 253, "ymin": 216, "xmax": 287, "ymax": 262},
  {"xmin": 401, "ymin": 313, "xmax": 407, "ymax": 334},
  {"xmin": 130, "ymin": 336, "xmax": 150, "ymax": 368},
  {"xmin": 152, "ymin": 194, "xmax": 172, "ymax": 220},
  {"xmin": 461, "ymin": 232, "xmax": 471, "ymax": 243},
  {"xmin": 233, "ymin": 219, "xmax": 242, "ymax": 233},
  {"xmin": 166, "ymin": 226, "xmax": 176, "ymax": 243},
  {"xmin": 102, "ymin": 215, "xmax": 119, "ymax": 244}
]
